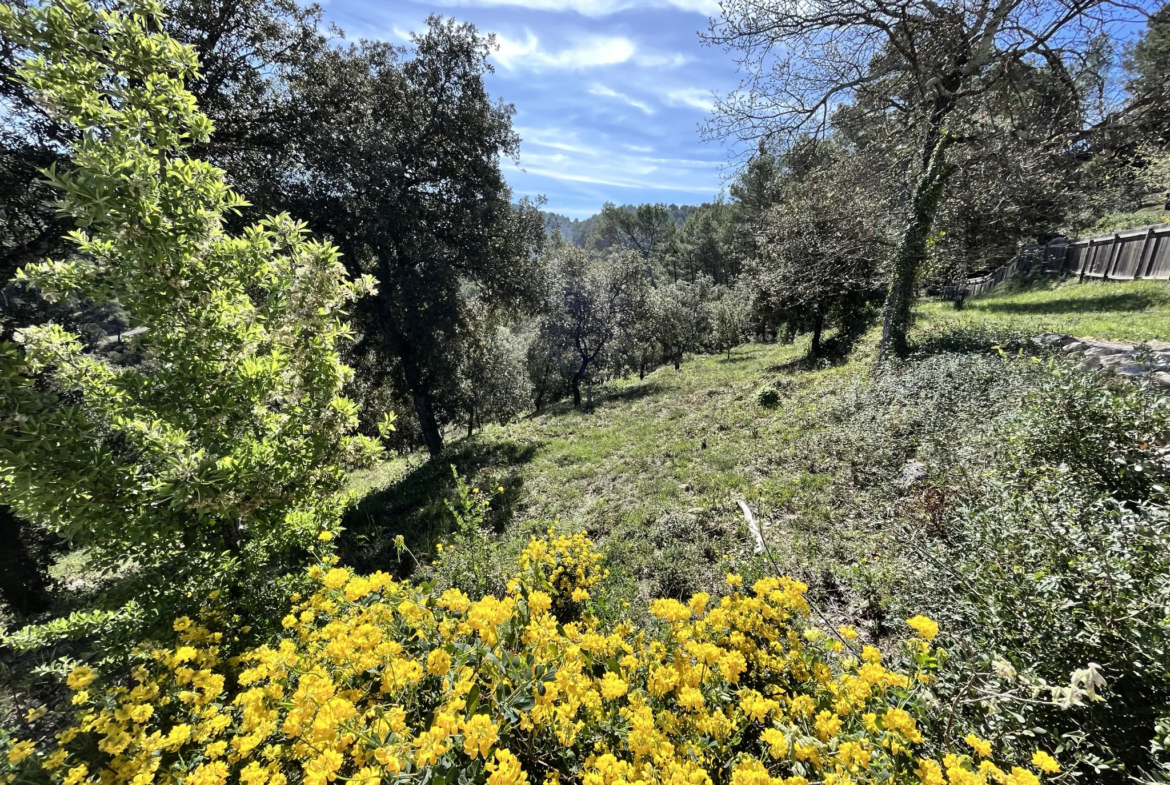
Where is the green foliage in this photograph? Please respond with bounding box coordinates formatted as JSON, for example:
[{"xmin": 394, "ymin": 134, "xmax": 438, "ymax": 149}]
[
  {"xmin": 709, "ymin": 285, "xmax": 752, "ymax": 359},
  {"xmin": 431, "ymin": 467, "xmax": 511, "ymax": 600},
  {"xmin": 535, "ymin": 246, "xmax": 650, "ymax": 406},
  {"xmin": 0, "ymin": 0, "xmax": 380, "ymax": 646},
  {"xmin": 1079, "ymin": 211, "xmax": 1170, "ymax": 236},
  {"xmin": 755, "ymin": 385, "xmax": 782, "ymax": 408},
  {"xmin": 650, "ymin": 277, "xmax": 712, "ymax": 370},
  {"xmin": 238, "ymin": 17, "xmax": 546, "ymax": 455},
  {"xmin": 928, "ymin": 367, "xmax": 1170, "ymax": 780}
]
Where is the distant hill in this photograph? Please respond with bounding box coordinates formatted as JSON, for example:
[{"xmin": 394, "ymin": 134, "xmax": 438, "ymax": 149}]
[{"xmin": 543, "ymin": 204, "xmax": 699, "ymax": 247}]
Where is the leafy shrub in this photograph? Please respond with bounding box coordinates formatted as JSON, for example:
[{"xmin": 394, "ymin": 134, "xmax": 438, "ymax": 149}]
[
  {"xmin": 913, "ymin": 366, "xmax": 1170, "ymax": 781},
  {"xmin": 0, "ymin": 0, "xmax": 380, "ymax": 648},
  {"xmin": 0, "ymin": 532, "xmax": 1065, "ymax": 785},
  {"xmin": 757, "ymin": 386, "xmax": 782, "ymax": 409}
]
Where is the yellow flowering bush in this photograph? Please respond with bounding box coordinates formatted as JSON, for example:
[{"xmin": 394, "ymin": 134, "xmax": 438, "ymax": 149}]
[{"xmin": 3, "ymin": 532, "xmax": 1059, "ymax": 785}]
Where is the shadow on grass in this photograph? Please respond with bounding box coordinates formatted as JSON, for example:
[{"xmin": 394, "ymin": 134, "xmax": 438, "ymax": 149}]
[
  {"xmin": 338, "ymin": 437, "xmax": 538, "ymax": 576},
  {"xmin": 538, "ymin": 379, "xmax": 665, "ymax": 419},
  {"xmin": 766, "ymin": 325, "xmax": 870, "ymax": 374},
  {"xmin": 973, "ymin": 291, "xmax": 1162, "ymax": 315}
]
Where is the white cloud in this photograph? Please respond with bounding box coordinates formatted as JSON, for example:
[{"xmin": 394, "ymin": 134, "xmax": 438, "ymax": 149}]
[
  {"xmin": 664, "ymin": 87, "xmax": 715, "ymax": 112},
  {"xmin": 509, "ymin": 125, "xmax": 722, "ymax": 196},
  {"xmin": 430, "ymin": 0, "xmax": 719, "ymax": 17},
  {"xmin": 588, "ymin": 84, "xmax": 654, "ymax": 114},
  {"xmin": 516, "ymin": 127, "xmax": 602, "ymax": 155},
  {"xmin": 493, "ymin": 31, "xmax": 636, "ymax": 70}
]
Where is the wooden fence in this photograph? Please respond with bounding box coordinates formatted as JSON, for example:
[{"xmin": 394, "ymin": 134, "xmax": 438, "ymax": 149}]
[{"xmin": 960, "ymin": 222, "xmax": 1170, "ymax": 297}]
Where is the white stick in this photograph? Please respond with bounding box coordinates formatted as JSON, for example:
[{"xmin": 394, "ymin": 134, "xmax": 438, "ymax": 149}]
[{"xmin": 738, "ymin": 499, "xmax": 765, "ymax": 554}]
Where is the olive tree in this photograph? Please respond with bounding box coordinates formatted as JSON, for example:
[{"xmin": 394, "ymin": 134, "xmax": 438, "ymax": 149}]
[{"xmin": 538, "ymin": 247, "xmax": 649, "ymax": 407}]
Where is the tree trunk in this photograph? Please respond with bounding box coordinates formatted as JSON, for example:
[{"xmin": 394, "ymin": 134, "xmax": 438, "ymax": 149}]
[
  {"xmin": 413, "ymin": 391, "xmax": 444, "ymax": 456},
  {"xmin": 811, "ymin": 312, "xmax": 824, "ymax": 356},
  {"xmin": 0, "ymin": 506, "xmax": 51, "ymax": 619},
  {"xmin": 880, "ymin": 131, "xmax": 955, "ymax": 358},
  {"xmin": 673, "ymin": 355, "xmax": 680, "ymax": 371},
  {"xmin": 467, "ymin": 404, "xmax": 475, "ymax": 439}
]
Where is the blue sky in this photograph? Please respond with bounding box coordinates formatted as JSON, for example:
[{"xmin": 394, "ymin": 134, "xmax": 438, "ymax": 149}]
[{"xmin": 316, "ymin": 0, "xmax": 743, "ymax": 217}]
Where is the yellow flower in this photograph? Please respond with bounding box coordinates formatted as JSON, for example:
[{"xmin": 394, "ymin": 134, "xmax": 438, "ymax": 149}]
[
  {"xmin": 1007, "ymin": 767, "xmax": 1041, "ymax": 785},
  {"xmin": 62, "ymin": 765, "xmax": 88, "ymax": 785},
  {"xmin": 318, "ymin": 531, "xmax": 334, "ymax": 542},
  {"xmin": 599, "ymin": 672, "xmax": 628, "ymax": 700},
  {"xmin": 761, "ymin": 728, "xmax": 788, "ymax": 759},
  {"xmin": 66, "ymin": 665, "xmax": 96, "ymax": 690},
  {"xmin": 915, "ymin": 759, "xmax": 944, "ymax": 785},
  {"xmin": 571, "ymin": 588, "xmax": 590, "ymax": 602},
  {"xmin": 426, "ymin": 649, "xmax": 452, "ymax": 676},
  {"xmin": 814, "ymin": 710, "xmax": 842, "ymax": 740},
  {"xmin": 1031, "ymin": 751, "xmax": 1060, "ymax": 774},
  {"xmin": 905, "ymin": 615, "xmax": 939, "ymax": 641},
  {"xmin": 24, "ymin": 706, "xmax": 47, "ymax": 723},
  {"xmin": 351, "ymin": 767, "xmax": 381, "ymax": 785},
  {"xmin": 7, "ymin": 740, "xmax": 35, "ymax": 765},
  {"xmin": 461, "ymin": 714, "xmax": 500, "ymax": 760},
  {"xmin": 486, "ymin": 749, "xmax": 528, "ymax": 785},
  {"xmin": 726, "ymin": 573, "xmax": 744, "ymax": 587},
  {"xmin": 323, "ymin": 568, "xmax": 349, "ymax": 590},
  {"xmin": 965, "ymin": 734, "xmax": 992, "ymax": 758},
  {"xmin": 173, "ymin": 616, "xmax": 193, "ymax": 632}
]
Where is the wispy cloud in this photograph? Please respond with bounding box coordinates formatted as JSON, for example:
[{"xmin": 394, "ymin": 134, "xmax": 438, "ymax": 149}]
[
  {"xmin": 511, "ymin": 125, "xmax": 721, "ymax": 197},
  {"xmin": 664, "ymin": 87, "xmax": 715, "ymax": 112},
  {"xmin": 493, "ymin": 31, "xmax": 636, "ymax": 70},
  {"xmin": 588, "ymin": 84, "xmax": 654, "ymax": 114},
  {"xmin": 429, "ymin": 0, "xmax": 719, "ymax": 17}
]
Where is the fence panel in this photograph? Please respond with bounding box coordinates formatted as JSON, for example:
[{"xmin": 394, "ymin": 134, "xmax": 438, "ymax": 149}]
[{"xmin": 956, "ymin": 223, "xmax": 1170, "ymax": 296}]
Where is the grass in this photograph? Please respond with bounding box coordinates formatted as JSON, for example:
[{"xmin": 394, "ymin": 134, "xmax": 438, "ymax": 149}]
[
  {"xmin": 917, "ymin": 276, "xmax": 1170, "ymax": 341},
  {"xmin": 340, "ymin": 276, "xmax": 1168, "ymax": 619},
  {"xmin": 340, "ymin": 335, "xmax": 871, "ymax": 603}
]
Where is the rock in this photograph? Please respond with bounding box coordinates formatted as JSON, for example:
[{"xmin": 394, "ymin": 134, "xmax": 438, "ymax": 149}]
[
  {"xmin": 1085, "ymin": 338, "xmax": 1136, "ymax": 350},
  {"xmin": 1098, "ymin": 352, "xmax": 1136, "ymax": 368},
  {"xmin": 1035, "ymin": 332, "xmax": 1072, "ymax": 347},
  {"xmin": 1153, "ymin": 372, "xmax": 1170, "ymax": 388},
  {"xmin": 1143, "ymin": 341, "xmax": 1170, "ymax": 353},
  {"xmin": 1115, "ymin": 363, "xmax": 1150, "ymax": 377},
  {"xmin": 1062, "ymin": 341, "xmax": 1088, "ymax": 353},
  {"xmin": 1078, "ymin": 356, "xmax": 1102, "ymax": 371},
  {"xmin": 1083, "ymin": 344, "xmax": 1130, "ymax": 358},
  {"xmin": 900, "ymin": 460, "xmax": 928, "ymax": 489}
]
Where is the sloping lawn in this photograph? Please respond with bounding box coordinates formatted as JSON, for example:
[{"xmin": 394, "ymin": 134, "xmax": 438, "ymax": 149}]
[{"xmin": 917, "ymin": 278, "xmax": 1170, "ymax": 341}]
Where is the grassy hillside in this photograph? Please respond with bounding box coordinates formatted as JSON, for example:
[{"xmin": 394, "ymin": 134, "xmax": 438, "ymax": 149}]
[
  {"xmin": 337, "ymin": 281, "xmax": 1170, "ymax": 778},
  {"xmin": 343, "ymin": 279, "xmax": 1170, "ymax": 594},
  {"xmin": 918, "ymin": 277, "xmax": 1170, "ymax": 341}
]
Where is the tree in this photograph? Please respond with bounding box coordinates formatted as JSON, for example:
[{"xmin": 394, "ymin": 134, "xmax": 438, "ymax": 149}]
[
  {"xmin": 0, "ymin": 0, "xmax": 381, "ymax": 640},
  {"xmin": 457, "ymin": 302, "xmax": 534, "ymax": 437},
  {"xmin": 539, "ymin": 247, "xmax": 649, "ymax": 407},
  {"xmin": 1125, "ymin": 4, "xmax": 1170, "ymax": 146},
  {"xmin": 709, "ymin": 285, "xmax": 752, "ymax": 360},
  {"xmin": 705, "ymin": 0, "xmax": 1149, "ymax": 356},
  {"xmin": 747, "ymin": 158, "xmax": 886, "ymax": 356},
  {"xmin": 243, "ymin": 21, "xmax": 545, "ymax": 456},
  {"xmin": 596, "ymin": 203, "xmax": 676, "ymax": 285},
  {"xmin": 670, "ymin": 201, "xmax": 739, "ymax": 285},
  {"xmin": 651, "ymin": 277, "xmax": 713, "ymax": 371}
]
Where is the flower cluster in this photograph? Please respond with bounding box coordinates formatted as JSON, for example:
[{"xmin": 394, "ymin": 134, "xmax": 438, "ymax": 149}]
[{"xmin": 4, "ymin": 531, "xmax": 1059, "ymax": 785}]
